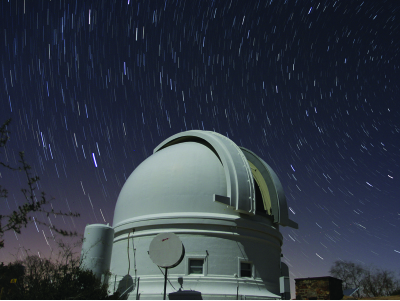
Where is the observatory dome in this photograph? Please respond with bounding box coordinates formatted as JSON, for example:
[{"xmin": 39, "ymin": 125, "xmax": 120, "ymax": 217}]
[
  {"xmin": 82, "ymin": 130, "xmax": 298, "ymax": 299},
  {"xmin": 113, "ymin": 140, "xmax": 234, "ymax": 227},
  {"xmin": 113, "ymin": 130, "xmax": 298, "ymax": 230}
]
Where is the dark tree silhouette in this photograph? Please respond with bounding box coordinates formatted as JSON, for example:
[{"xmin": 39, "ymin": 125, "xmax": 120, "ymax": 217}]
[
  {"xmin": 361, "ymin": 267, "xmax": 400, "ymax": 298},
  {"xmin": 0, "ymin": 240, "xmax": 118, "ymax": 299},
  {"xmin": 330, "ymin": 260, "xmax": 400, "ymax": 298},
  {"xmin": 0, "ymin": 119, "xmax": 80, "ymax": 249},
  {"xmin": 329, "ymin": 260, "xmax": 365, "ymax": 298}
]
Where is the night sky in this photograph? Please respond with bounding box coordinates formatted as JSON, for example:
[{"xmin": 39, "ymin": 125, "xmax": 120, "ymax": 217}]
[{"xmin": 1, "ymin": 0, "xmax": 400, "ymax": 294}]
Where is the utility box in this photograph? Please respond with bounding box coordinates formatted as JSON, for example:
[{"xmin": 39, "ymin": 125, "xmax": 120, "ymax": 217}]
[{"xmin": 295, "ymin": 276, "xmax": 343, "ymax": 300}]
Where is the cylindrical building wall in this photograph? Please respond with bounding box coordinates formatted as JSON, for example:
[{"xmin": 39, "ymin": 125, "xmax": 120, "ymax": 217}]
[
  {"xmin": 108, "ymin": 214, "xmax": 282, "ymax": 299},
  {"xmin": 81, "ymin": 224, "xmax": 114, "ymax": 280}
]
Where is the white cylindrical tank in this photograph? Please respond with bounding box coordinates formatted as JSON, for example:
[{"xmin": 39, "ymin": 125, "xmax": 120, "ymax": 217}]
[{"xmin": 81, "ymin": 224, "xmax": 114, "ymax": 280}]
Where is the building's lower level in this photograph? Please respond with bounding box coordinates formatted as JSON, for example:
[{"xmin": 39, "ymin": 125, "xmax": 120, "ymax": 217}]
[{"xmin": 107, "ymin": 213, "xmax": 287, "ymax": 299}]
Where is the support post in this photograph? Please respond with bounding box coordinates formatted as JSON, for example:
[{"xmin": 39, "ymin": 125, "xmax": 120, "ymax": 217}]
[
  {"xmin": 163, "ymin": 267, "xmax": 168, "ymax": 300},
  {"xmin": 136, "ymin": 277, "xmax": 140, "ymax": 299}
]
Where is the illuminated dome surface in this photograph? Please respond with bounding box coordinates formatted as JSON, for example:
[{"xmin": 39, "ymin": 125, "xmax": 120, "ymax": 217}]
[
  {"xmin": 113, "ymin": 141, "xmax": 234, "ymax": 227},
  {"xmin": 88, "ymin": 130, "xmax": 299, "ymax": 299}
]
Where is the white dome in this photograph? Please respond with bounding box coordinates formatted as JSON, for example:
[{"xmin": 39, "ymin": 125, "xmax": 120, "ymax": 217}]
[
  {"xmin": 98, "ymin": 130, "xmax": 298, "ymax": 299},
  {"xmin": 113, "ymin": 141, "xmax": 234, "ymax": 227}
]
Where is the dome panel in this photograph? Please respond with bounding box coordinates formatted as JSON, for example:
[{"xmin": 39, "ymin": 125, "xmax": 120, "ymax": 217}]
[
  {"xmin": 153, "ymin": 130, "xmax": 256, "ymax": 214},
  {"xmin": 113, "ymin": 142, "xmax": 230, "ymax": 227},
  {"xmin": 240, "ymin": 146, "xmax": 298, "ymax": 229}
]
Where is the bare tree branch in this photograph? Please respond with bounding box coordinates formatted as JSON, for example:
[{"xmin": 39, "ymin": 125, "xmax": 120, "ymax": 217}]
[
  {"xmin": 330, "ymin": 260, "xmax": 400, "ymax": 298},
  {"xmin": 0, "ymin": 119, "xmax": 80, "ymax": 249}
]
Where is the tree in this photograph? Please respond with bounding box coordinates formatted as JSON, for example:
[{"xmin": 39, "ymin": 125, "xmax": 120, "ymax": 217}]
[
  {"xmin": 0, "ymin": 240, "xmax": 118, "ymax": 299},
  {"xmin": 329, "ymin": 260, "xmax": 365, "ymax": 299},
  {"xmin": 361, "ymin": 267, "xmax": 400, "ymax": 298},
  {"xmin": 0, "ymin": 119, "xmax": 80, "ymax": 249},
  {"xmin": 330, "ymin": 260, "xmax": 400, "ymax": 298}
]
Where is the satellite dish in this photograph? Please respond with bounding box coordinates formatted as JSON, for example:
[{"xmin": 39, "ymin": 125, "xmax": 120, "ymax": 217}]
[{"xmin": 149, "ymin": 232, "xmax": 185, "ymax": 268}]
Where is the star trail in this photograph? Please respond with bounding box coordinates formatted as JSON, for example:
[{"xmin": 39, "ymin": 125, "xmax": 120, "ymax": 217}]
[{"xmin": 1, "ymin": 0, "xmax": 399, "ymax": 293}]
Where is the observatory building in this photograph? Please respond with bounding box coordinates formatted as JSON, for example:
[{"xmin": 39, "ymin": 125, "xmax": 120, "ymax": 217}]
[{"xmin": 81, "ymin": 130, "xmax": 298, "ymax": 299}]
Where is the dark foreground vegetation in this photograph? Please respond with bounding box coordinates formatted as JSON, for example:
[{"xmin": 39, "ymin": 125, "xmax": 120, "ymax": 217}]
[
  {"xmin": 0, "ymin": 241, "xmax": 118, "ymax": 299},
  {"xmin": 330, "ymin": 260, "xmax": 400, "ymax": 299}
]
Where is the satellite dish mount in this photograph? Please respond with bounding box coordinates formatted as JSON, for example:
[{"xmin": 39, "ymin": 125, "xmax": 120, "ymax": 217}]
[{"xmin": 149, "ymin": 233, "xmax": 185, "ymax": 300}]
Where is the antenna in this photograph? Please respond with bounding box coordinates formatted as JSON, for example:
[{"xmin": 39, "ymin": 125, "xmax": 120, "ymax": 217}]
[{"xmin": 149, "ymin": 233, "xmax": 185, "ymax": 299}]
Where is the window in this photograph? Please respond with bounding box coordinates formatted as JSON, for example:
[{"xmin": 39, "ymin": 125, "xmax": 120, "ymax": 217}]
[
  {"xmin": 185, "ymin": 256, "xmax": 207, "ymax": 276},
  {"xmin": 240, "ymin": 262, "xmax": 252, "ymax": 278},
  {"xmin": 189, "ymin": 259, "xmax": 204, "ymax": 275}
]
